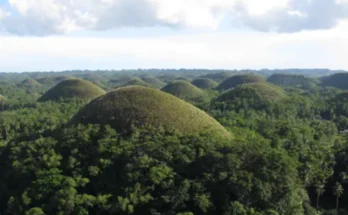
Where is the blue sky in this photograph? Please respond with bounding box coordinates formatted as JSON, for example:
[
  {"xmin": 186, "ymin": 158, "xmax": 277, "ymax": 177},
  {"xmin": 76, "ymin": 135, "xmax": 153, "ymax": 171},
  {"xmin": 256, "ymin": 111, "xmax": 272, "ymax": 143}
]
[{"xmin": 0, "ymin": 0, "xmax": 348, "ymax": 72}]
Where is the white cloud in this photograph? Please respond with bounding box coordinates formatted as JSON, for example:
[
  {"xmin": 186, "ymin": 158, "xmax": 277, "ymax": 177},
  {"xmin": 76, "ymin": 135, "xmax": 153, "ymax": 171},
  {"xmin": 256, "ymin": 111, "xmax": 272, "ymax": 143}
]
[
  {"xmin": 1, "ymin": 24, "xmax": 348, "ymax": 71},
  {"xmin": 0, "ymin": 0, "xmax": 347, "ymax": 35}
]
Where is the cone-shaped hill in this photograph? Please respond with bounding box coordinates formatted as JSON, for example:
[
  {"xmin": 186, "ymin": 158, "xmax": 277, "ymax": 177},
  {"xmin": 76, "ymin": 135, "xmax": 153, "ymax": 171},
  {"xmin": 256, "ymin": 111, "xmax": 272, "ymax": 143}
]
[
  {"xmin": 192, "ymin": 78, "xmax": 218, "ymax": 89},
  {"xmin": 70, "ymin": 86, "xmax": 231, "ymax": 137},
  {"xmin": 161, "ymin": 81, "xmax": 208, "ymax": 102},
  {"xmin": 141, "ymin": 76, "xmax": 165, "ymax": 88},
  {"xmin": 216, "ymin": 74, "xmax": 264, "ymax": 91},
  {"xmin": 321, "ymin": 73, "xmax": 348, "ymax": 90},
  {"xmin": 20, "ymin": 78, "xmax": 41, "ymax": 87},
  {"xmin": 267, "ymin": 74, "xmax": 317, "ymax": 88},
  {"xmin": 213, "ymin": 83, "xmax": 286, "ymax": 109},
  {"xmin": 122, "ymin": 78, "xmax": 151, "ymax": 88},
  {"xmin": 38, "ymin": 79, "xmax": 106, "ymax": 102},
  {"xmin": 199, "ymin": 72, "xmax": 234, "ymax": 82}
]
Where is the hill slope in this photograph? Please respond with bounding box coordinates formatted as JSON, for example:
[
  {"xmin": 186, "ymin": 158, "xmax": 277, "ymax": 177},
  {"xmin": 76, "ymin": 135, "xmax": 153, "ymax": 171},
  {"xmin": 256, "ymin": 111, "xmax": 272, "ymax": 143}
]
[
  {"xmin": 123, "ymin": 78, "xmax": 151, "ymax": 88},
  {"xmin": 191, "ymin": 78, "xmax": 218, "ymax": 89},
  {"xmin": 20, "ymin": 78, "xmax": 41, "ymax": 87},
  {"xmin": 71, "ymin": 86, "xmax": 231, "ymax": 137},
  {"xmin": 216, "ymin": 74, "xmax": 264, "ymax": 91},
  {"xmin": 321, "ymin": 73, "xmax": 348, "ymax": 90},
  {"xmin": 213, "ymin": 82, "xmax": 286, "ymax": 110},
  {"xmin": 267, "ymin": 74, "xmax": 317, "ymax": 88},
  {"xmin": 161, "ymin": 81, "xmax": 208, "ymax": 102},
  {"xmin": 38, "ymin": 79, "xmax": 106, "ymax": 102}
]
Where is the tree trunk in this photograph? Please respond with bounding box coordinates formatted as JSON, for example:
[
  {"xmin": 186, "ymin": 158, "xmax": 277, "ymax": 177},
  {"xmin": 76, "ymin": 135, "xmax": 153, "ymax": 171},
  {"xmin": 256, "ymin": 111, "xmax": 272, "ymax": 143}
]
[
  {"xmin": 336, "ymin": 195, "xmax": 339, "ymax": 215},
  {"xmin": 316, "ymin": 194, "xmax": 319, "ymax": 209}
]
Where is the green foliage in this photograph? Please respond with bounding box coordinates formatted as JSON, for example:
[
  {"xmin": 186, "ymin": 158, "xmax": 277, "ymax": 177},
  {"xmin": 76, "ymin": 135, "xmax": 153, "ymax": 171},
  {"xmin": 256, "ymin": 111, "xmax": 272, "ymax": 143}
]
[{"xmin": 0, "ymin": 124, "xmax": 308, "ymax": 214}]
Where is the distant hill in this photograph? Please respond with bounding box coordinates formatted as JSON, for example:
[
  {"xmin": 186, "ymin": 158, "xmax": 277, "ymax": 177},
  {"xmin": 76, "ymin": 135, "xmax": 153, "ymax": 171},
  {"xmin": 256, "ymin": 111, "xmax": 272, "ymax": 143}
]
[
  {"xmin": 122, "ymin": 78, "xmax": 151, "ymax": 88},
  {"xmin": 321, "ymin": 73, "xmax": 348, "ymax": 90},
  {"xmin": 140, "ymin": 76, "xmax": 165, "ymax": 88},
  {"xmin": 70, "ymin": 86, "xmax": 231, "ymax": 137},
  {"xmin": 38, "ymin": 79, "xmax": 105, "ymax": 102},
  {"xmin": 20, "ymin": 78, "xmax": 41, "ymax": 88},
  {"xmin": 199, "ymin": 72, "xmax": 234, "ymax": 82},
  {"xmin": 191, "ymin": 78, "xmax": 218, "ymax": 89},
  {"xmin": 216, "ymin": 74, "xmax": 265, "ymax": 91},
  {"xmin": 161, "ymin": 81, "xmax": 208, "ymax": 102},
  {"xmin": 267, "ymin": 74, "xmax": 317, "ymax": 88},
  {"xmin": 213, "ymin": 82, "xmax": 286, "ymax": 110}
]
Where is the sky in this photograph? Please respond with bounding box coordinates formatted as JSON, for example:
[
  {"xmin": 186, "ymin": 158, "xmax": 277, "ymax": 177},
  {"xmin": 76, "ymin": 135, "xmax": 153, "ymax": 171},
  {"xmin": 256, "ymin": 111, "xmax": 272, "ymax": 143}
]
[{"xmin": 0, "ymin": 0, "xmax": 348, "ymax": 72}]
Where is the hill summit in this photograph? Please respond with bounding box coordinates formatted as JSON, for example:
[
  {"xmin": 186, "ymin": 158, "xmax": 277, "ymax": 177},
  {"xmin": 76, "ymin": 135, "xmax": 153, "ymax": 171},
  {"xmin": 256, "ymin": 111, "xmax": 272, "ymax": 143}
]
[
  {"xmin": 38, "ymin": 79, "xmax": 105, "ymax": 102},
  {"xmin": 161, "ymin": 81, "xmax": 208, "ymax": 102},
  {"xmin": 216, "ymin": 74, "xmax": 264, "ymax": 91}
]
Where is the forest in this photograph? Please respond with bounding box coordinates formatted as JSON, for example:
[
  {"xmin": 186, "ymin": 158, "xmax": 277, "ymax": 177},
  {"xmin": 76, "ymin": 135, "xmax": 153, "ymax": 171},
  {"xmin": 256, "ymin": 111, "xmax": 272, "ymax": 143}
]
[{"xmin": 1, "ymin": 69, "xmax": 348, "ymax": 215}]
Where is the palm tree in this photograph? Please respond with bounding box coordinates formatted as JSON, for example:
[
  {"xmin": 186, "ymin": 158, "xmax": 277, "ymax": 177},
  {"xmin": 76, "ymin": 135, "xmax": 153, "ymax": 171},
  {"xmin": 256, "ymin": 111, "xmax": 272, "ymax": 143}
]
[
  {"xmin": 315, "ymin": 183, "xmax": 325, "ymax": 209},
  {"xmin": 334, "ymin": 182, "xmax": 344, "ymax": 215}
]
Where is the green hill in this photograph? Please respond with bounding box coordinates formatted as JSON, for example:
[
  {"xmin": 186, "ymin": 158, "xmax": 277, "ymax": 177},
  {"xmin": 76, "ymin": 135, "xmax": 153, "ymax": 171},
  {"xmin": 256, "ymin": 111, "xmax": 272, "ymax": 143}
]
[
  {"xmin": 38, "ymin": 79, "xmax": 106, "ymax": 102},
  {"xmin": 109, "ymin": 75, "xmax": 134, "ymax": 86},
  {"xmin": 20, "ymin": 78, "xmax": 41, "ymax": 88},
  {"xmin": 267, "ymin": 74, "xmax": 317, "ymax": 88},
  {"xmin": 216, "ymin": 74, "xmax": 264, "ymax": 91},
  {"xmin": 321, "ymin": 73, "xmax": 348, "ymax": 90},
  {"xmin": 191, "ymin": 78, "xmax": 218, "ymax": 89},
  {"xmin": 213, "ymin": 83, "xmax": 286, "ymax": 109},
  {"xmin": 123, "ymin": 78, "xmax": 151, "ymax": 88},
  {"xmin": 200, "ymin": 72, "xmax": 234, "ymax": 82},
  {"xmin": 161, "ymin": 81, "xmax": 208, "ymax": 102},
  {"xmin": 141, "ymin": 76, "xmax": 165, "ymax": 88},
  {"xmin": 70, "ymin": 86, "xmax": 231, "ymax": 137}
]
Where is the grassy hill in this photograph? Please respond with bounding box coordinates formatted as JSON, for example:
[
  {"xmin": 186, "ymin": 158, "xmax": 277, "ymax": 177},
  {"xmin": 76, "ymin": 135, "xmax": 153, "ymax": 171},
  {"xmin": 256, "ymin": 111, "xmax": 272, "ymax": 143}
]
[
  {"xmin": 70, "ymin": 86, "xmax": 231, "ymax": 137},
  {"xmin": 213, "ymin": 82, "xmax": 286, "ymax": 110},
  {"xmin": 216, "ymin": 74, "xmax": 264, "ymax": 91},
  {"xmin": 38, "ymin": 79, "xmax": 106, "ymax": 102},
  {"xmin": 199, "ymin": 72, "xmax": 234, "ymax": 82},
  {"xmin": 20, "ymin": 78, "xmax": 41, "ymax": 88},
  {"xmin": 123, "ymin": 78, "xmax": 151, "ymax": 88},
  {"xmin": 267, "ymin": 74, "xmax": 317, "ymax": 88},
  {"xmin": 191, "ymin": 78, "xmax": 218, "ymax": 89},
  {"xmin": 141, "ymin": 76, "xmax": 165, "ymax": 88},
  {"xmin": 321, "ymin": 73, "xmax": 348, "ymax": 90},
  {"xmin": 161, "ymin": 81, "xmax": 208, "ymax": 102}
]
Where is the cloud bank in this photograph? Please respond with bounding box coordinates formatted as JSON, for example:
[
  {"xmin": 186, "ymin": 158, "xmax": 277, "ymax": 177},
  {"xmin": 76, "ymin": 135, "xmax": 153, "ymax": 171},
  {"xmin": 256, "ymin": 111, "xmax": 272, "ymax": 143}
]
[{"xmin": 0, "ymin": 0, "xmax": 347, "ymax": 35}]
